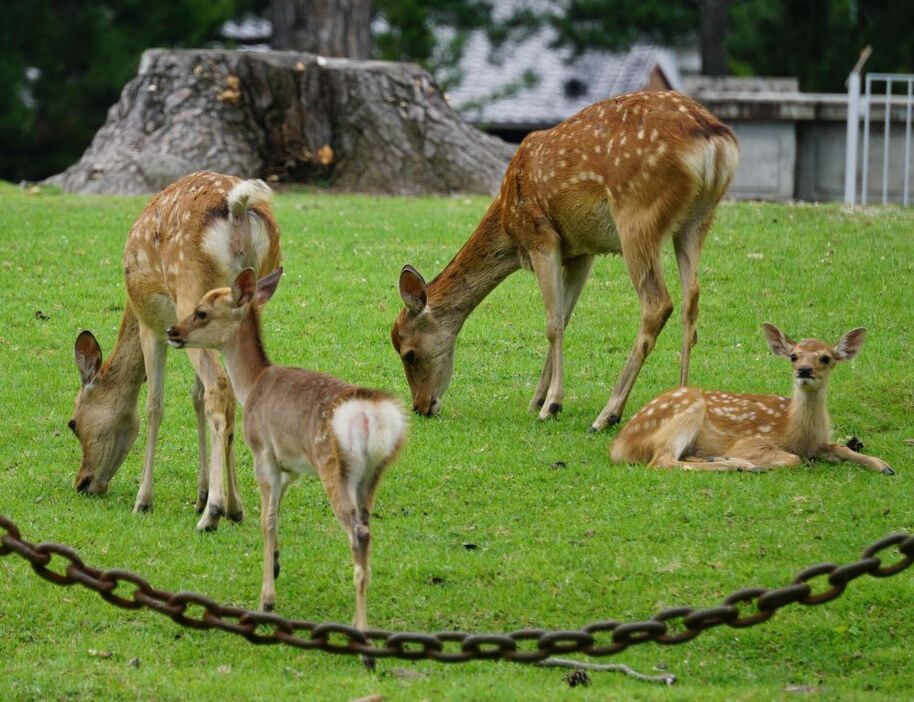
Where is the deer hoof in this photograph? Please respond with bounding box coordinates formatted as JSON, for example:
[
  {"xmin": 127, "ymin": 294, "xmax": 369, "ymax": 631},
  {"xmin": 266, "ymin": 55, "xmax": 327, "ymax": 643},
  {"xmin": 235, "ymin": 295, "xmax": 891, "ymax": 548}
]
[
  {"xmin": 882, "ymin": 466, "xmax": 895, "ymax": 476},
  {"xmin": 548, "ymin": 402, "xmax": 562, "ymax": 415},
  {"xmin": 133, "ymin": 502, "xmax": 152, "ymax": 513},
  {"xmin": 196, "ymin": 506, "xmax": 223, "ymax": 532},
  {"xmin": 360, "ymin": 654, "xmax": 377, "ymax": 672},
  {"xmin": 227, "ymin": 509, "xmax": 244, "ymax": 523},
  {"xmin": 586, "ymin": 425, "xmax": 599, "ymax": 434}
]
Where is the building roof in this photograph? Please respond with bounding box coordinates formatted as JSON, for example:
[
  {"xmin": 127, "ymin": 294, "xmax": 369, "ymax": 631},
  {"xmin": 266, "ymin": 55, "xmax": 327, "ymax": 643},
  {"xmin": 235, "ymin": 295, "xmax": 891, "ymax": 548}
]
[{"xmin": 446, "ymin": 26, "xmax": 683, "ymax": 129}]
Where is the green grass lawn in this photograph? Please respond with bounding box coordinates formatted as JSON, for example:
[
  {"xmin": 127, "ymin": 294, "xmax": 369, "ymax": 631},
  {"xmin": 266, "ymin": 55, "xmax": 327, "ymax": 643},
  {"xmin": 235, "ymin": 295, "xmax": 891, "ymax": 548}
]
[{"xmin": 0, "ymin": 182, "xmax": 912, "ymax": 701}]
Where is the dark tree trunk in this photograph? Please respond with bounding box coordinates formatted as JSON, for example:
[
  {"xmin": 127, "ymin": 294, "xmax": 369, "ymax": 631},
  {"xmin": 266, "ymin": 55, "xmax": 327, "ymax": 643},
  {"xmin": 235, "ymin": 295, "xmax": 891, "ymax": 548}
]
[
  {"xmin": 699, "ymin": 0, "xmax": 731, "ymax": 77},
  {"xmin": 270, "ymin": 0, "xmax": 372, "ymax": 59},
  {"xmin": 45, "ymin": 49, "xmax": 514, "ymax": 196}
]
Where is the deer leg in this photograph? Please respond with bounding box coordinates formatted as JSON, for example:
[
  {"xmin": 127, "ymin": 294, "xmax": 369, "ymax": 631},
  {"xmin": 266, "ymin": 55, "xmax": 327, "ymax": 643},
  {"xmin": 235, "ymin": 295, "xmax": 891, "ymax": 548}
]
[
  {"xmin": 651, "ymin": 452, "xmax": 760, "ymax": 472},
  {"xmin": 817, "ymin": 443, "xmax": 894, "ymax": 475},
  {"xmin": 324, "ymin": 471, "xmax": 372, "ymax": 633},
  {"xmin": 673, "ymin": 209, "xmax": 714, "ymax": 387},
  {"xmin": 529, "ymin": 245, "xmax": 567, "ymax": 420},
  {"xmin": 187, "ymin": 349, "xmax": 235, "ymax": 532},
  {"xmin": 254, "ymin": 453, "xmax": 282, "ymax": 612},
  {"xmin": 222, "ymin": 388, "xmax": 244, "ymax": 523},
  {"xmin": 529, "ymin": 254, "xmax": 594, "ymax": 412},
  {"xmin": 720, "ymin": 438, "xmax": 802, "ymax": 470},
  {"xmin": 134, "ymin": 325, "xmax": 166, "ymax": 513},
  {"xmin": 191, "ymin": 375, "xmax": 210, "ymax": 513},
  {"xmin": 272, "ymin": 472, "xmax": 297, "ymax": 580},
  {"xmin": 348, "ymin": 491, "xmax": 375, "ymax": 670},
  {"xmin": 591, "ymin": 257, "xmax": 672, "ymax": 431}
]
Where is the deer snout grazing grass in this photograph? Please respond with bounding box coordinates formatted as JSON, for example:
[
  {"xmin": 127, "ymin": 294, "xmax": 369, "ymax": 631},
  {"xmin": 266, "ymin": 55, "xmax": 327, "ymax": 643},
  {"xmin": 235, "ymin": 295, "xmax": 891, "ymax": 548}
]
[
  {"xmin": 166, "ymin": 268, "xmax": 407, "ymax": 638},
  {"xmin": 610, "ymin": 323, "xmax": 894, "ymax": 474}
]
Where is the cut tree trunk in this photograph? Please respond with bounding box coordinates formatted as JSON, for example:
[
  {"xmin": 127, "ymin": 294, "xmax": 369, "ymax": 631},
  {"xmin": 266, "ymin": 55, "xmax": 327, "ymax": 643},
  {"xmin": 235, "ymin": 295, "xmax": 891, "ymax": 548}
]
[{"xmin": 47, "ymin": 49, "xmax": 514, "ymax": 196}]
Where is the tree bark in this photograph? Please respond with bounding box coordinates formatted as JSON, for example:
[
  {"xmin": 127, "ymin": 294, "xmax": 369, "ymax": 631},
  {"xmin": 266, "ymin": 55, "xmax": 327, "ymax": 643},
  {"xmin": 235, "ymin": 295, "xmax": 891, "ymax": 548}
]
[
  {"xmin": 46, "ymin": 49, "xmax": 514, "ymax": 196},
  {"xmin": 699, "ymin": 0, "xmax": 731, "ymax": 77},
  {"xmin": 270, "ymin": 0, "xmax": 372, "ymax": 59}
]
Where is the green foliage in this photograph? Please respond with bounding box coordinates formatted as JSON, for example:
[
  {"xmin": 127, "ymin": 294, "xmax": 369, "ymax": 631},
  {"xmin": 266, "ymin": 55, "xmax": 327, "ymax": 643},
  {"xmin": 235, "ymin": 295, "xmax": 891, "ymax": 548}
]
[
  {"xmin": 729, "ymin": 0, "xmax": 914, "ymax": 91},
  {"xmin": 0, "ymin": 0, "xmax": 241, "ymax": 183},
  {"xmin": 374, "ymin": 0, "xmax": 493, "ymax": 63},
  {"xmin": 550, "ymin": 0, "xmax": 698, "ymax": 54},
  {"xmin": 0, "ymin": 185, "xmax": 913, "ymax": 700}
]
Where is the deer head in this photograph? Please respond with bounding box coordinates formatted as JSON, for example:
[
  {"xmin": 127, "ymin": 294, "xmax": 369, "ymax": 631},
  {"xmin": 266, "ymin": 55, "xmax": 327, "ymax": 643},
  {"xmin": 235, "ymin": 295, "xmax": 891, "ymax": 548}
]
[
  {"xmin": 762, "ymin": 323, "xmax": 866, "ymax": 393},
  {"xmin": 166, "ymin": 268, "xmax": 282, "ymax": 350},
  {"xmin": 390, "ymin": 265, "xmax": 456, "ymax": 416},
  {"xmin": 71, "ymin": 331, "xmax": 141, "ymax": 494}
]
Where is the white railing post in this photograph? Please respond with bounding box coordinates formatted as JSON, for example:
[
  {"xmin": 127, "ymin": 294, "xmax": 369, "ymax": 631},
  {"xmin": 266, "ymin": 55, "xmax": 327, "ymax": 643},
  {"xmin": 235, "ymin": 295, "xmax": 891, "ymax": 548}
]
[{"xmin": 845, "ymin": 71, "xmax": 862, "ymax": 205}]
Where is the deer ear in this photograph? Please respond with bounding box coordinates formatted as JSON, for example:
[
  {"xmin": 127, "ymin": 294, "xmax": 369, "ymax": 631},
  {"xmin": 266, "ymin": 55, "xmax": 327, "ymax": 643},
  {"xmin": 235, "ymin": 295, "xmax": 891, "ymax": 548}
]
[
  {"xmin": 762, "ymin": 323, "xmax": 797, "ymax": 358},
  {"xmin": 74, "ymin": 330, "xmax": 102, "ymax": 385},
  {"xmin": 254, "ymin": 267, "xmax": 282, "ymax": 306},
  {"xmin": 399, "ymin": 265, "xmax": 428, "ymax": 314},
  {"xmin": 834, "ymin": 327, "xmax": 866, "ymax": 360},
  {"xmin": 231, "ymin": 268, "xmax": 257, "ymax": 306}
]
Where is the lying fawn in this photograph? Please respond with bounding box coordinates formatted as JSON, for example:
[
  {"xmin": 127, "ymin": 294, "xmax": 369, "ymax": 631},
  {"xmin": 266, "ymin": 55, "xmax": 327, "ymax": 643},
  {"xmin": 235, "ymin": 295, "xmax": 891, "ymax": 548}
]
[
  {"xmin": 166, "ymin": 268, "xmax": 407, "ymax": 630},
  {"xmin": 393, "ymin": 90, "xmax": 738, "ymax": 429},
  {"xmin": 610, "ymin": 323, "xmax": 893, "ymax": 474},
  {"xmin": 71, "ymin": 172, "xmax": 281, "ymax": 531}
]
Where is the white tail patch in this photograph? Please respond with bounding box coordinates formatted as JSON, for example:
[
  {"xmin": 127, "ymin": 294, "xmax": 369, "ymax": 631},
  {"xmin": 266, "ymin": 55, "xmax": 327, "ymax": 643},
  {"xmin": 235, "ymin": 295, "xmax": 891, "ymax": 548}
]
[
  {"xmin": 332, "ymin": 399, "xmax": 406, "ymax": 484},
  {"xmin": 228, "ymin": 179, "xmax": 273, "ymax": 219},
  {"xmin": 202, "ymin": 180, "xmax": 273, "ymax": 275},
  {"xmin": 679, "ymin": 136, "xmax": 739, "ymax": 198}
]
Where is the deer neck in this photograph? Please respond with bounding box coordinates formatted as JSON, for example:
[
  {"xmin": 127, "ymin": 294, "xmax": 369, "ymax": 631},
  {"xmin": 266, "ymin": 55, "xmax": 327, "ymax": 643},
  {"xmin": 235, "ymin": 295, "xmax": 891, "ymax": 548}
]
[
  {"xmin": 427, "ymin": 201, "xmax": 520, "ymax": 332},
  {"xmin": 221, "ymin": 307, "xmax": 271, "ymax": 406},
  {"xmin": 100, "ymin": 305, "xmax": 146, "ymax": 408},
  {"xmin": 785, "ymin": 385, "xmax": 832, "ymax": 456}
]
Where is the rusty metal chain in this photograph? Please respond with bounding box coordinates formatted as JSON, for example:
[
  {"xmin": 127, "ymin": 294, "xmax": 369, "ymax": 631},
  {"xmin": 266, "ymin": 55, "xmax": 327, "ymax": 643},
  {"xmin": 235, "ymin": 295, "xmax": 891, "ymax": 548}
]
[{"xmin": 1, "ymin": 513, "xmax": 912, "ymax": 663}]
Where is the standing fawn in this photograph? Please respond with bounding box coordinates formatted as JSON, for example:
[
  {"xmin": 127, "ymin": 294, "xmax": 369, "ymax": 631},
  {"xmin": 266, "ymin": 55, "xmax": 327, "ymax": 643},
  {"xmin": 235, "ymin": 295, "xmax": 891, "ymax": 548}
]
[
  {"xmin": 166, "ymin": 268, "xmax": 407, "ymax": 631},
  {"xmin": 610, "ymin": 324, "xmax": 894, "ymax": 474},
  {"xmin": 392, "ymin": 91, "xmax": 739, "ymax": 430},
  {"xmin": 71, "ymin": 172, "xmax": 281, "ymax": 531}
]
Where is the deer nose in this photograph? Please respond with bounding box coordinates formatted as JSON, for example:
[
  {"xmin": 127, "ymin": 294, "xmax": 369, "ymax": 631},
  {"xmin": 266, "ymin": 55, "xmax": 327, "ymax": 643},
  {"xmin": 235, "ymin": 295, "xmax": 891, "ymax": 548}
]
[
  {"xmin": 76, "ymin": 475, "xmax": 91, "ymax": 493},
  {"xmin": 166, "ymin": 326, "xmax": 178, "ymax": 338},
  {"xmin": 797, "ymin": 366, "xmax": 813, "ymax": 378}
]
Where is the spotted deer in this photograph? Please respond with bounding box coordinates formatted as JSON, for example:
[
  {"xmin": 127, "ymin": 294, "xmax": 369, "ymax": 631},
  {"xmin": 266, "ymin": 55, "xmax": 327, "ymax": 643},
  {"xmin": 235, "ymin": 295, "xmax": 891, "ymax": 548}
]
[
  {"xmin": 609, "ymin": 323, "xmax": 894, "ymax": 474},
  {"xmin": 166, "ymin": 268, "xmax": 407, "ymax": 633},
  {"xmin": 392, "ymin": 90, "xmax": 739, "ymax": 431},
  {"xmin": 71, "ymin": 172, "xmax": 281, "ymax": 531}
]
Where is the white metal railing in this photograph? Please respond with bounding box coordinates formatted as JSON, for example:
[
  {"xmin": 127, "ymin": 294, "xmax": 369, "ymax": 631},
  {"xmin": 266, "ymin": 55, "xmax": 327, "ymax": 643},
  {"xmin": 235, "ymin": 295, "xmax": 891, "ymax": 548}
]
[{"xmin": 845, "ymin": 58, "xmax": 914, "ymax": 206}]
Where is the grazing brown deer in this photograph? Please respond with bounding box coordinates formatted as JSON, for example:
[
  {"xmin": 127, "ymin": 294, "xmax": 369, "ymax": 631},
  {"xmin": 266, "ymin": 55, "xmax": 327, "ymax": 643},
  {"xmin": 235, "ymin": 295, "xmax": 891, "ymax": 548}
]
[
  {"xmin": 166, "ymin": 268, "xmax": 407, "ymax": 630},
  {"xmin": 392, "ymin": 90, "xmax": 739, "ymax": 431},
  {"xmin": 609, "ymin": 323, "xmax": 894, "ymax": 474},
  {"xmin": 71, "ymin": 172, "xmax": 282, "ymax": 531}
]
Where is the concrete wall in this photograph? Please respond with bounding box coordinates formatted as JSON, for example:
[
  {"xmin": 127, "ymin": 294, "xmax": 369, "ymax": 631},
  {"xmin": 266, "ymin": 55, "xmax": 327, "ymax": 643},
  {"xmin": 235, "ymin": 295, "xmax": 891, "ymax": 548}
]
[{"xmin": 728, "ymin": 121, "xmax": 796, "ymax": 200}]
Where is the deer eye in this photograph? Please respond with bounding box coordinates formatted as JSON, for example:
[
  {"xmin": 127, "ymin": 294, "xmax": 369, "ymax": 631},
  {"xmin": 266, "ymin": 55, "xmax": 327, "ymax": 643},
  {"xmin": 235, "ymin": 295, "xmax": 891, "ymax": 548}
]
[
  {"xmin": 402, "ymin": 350, "xmax": 416, "ymax": 367},
  {"xmin": 820, "ymin": 355, "xmax": 831, "ymax": 365},
  {"xmin": 789, "ymin": 354, "xmax": 798, "ymax": 362},
  {"xmin": 194, "ymin": 310, "xmax": 208, "ymax": 321}
]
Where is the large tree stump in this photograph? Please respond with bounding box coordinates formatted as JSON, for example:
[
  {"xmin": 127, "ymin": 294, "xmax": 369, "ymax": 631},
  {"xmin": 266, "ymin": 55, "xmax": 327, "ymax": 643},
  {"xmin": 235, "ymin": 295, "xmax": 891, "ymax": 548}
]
[{"xmin": 47, "ymin": 49, "xmax": 514, "ymax": 196}]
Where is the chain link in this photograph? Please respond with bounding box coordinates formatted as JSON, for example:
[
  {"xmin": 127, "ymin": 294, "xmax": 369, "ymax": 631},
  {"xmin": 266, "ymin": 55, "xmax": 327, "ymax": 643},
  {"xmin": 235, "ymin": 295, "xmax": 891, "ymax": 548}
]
[{"xmin": 1, "ymin": 513, "xmax": 911, "ymax": 664}]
